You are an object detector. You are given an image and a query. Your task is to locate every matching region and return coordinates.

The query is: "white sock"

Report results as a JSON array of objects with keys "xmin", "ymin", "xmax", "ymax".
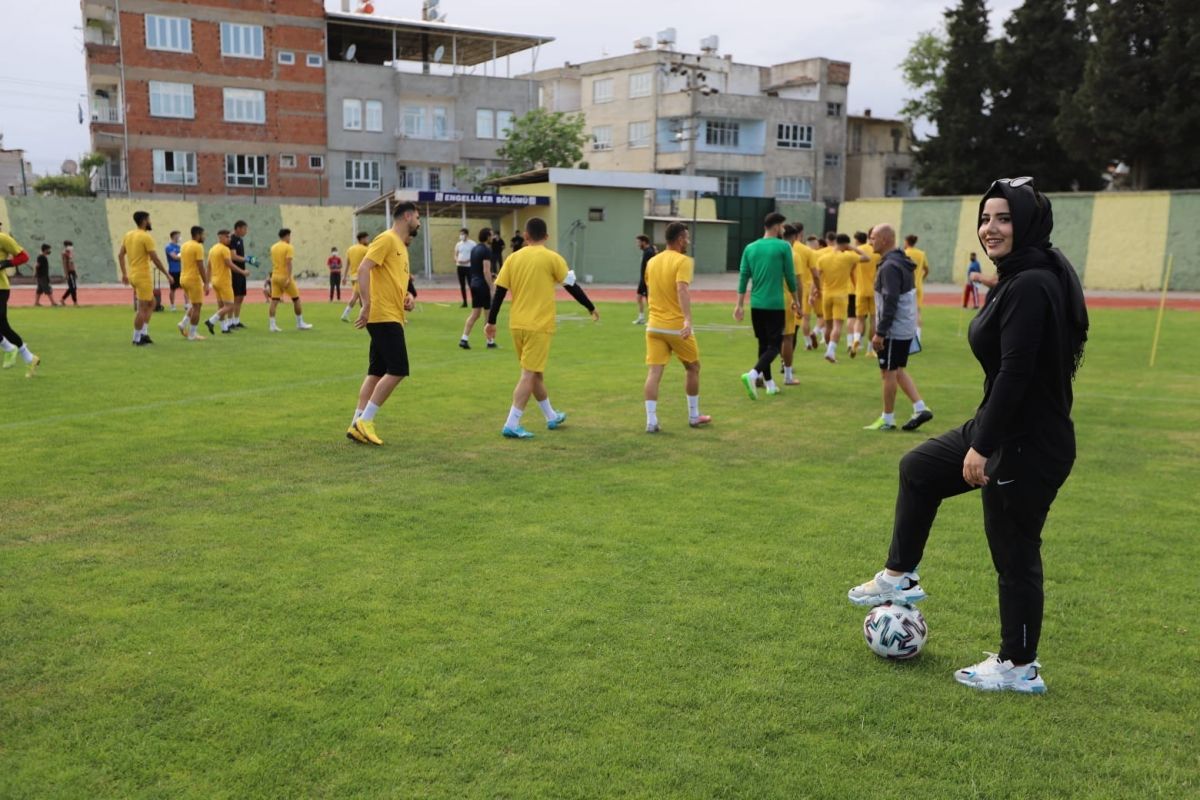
[
  {"xmin": 223, "ymin": 319, "xmax": 232, "ymax": 332},
  {"xmin": 342, "ymin": 306, "xmax": 351, "ymax": 318},
  {"xmin": 141, "ymin": 324, "xmax": 150, "ymax": 336},
  {"xmin": 361, "ymin": 401, "xmax": 380, "ymax": 422},
  {"xmin": 208, "ymin": 313, "xmax": 220, "ymax": 325},
  {"xmin": 784, "ymin": 366, "xmax": 794, "ymax": 381},
  {"xmin": 269, "ymin": 315, "xmax": 279, "ymax": 328},
  {"xmin": 687, "ymin": 395, "xmax": 700, "ymax": 418},
  {"xmin": 537, "ymin": 398, "xmax": 556, "ymax": 421},
  {"xmin": 505, "ymin": 405, "xmax": 524, "ymax": 430},
  {"xmin": 765, "ymin": 379, "xmax": 778, "ymax": 391},
  {"xmin": 486, "ymin": 337, "xmax": 495, "ymax": 344},
  {"xmin": 747, "ymin": 368, "xmax": 760, "ymax": 383},
  {"xmin": 296, "ymin": 314, "xmax": 306, "ymax": 325},
  {"xmin": 825, "ymin": 342, "xmax": 836, "ymax": 357},
  {"xmin": 0, "ymin": 338, "xmax": 15, "ymax": 353},
  {"xmin": 913, "ymin": 400, "xmax": 928, "ymax": 413},
  {"xmin": 852, "ymin": 332, "xmax": 861, "ymax": 344},
  {"xmin": 132, "ymin": 329, "xmax": 141, "ymax": 342},
  {"xmin": 18, "ymin": 344, "xmax": 34, "ymax": 364},
  {"xmin": 189, "ymin": 324, "xmax": 198, "ymax": 337},
  {"xmin": 352, "ymin": 408, "xmax": 363, "ymax": 425},
  {"xmin": 460, "ymin": 335, "xmax": 469, "ymax": 342},
  {"xmin": 645, "ymin": 399, "xmax": 658, "ymax": 425},
  {"xmin": 233, "ymin": 315, "xmax": 240, "ymax": 325},
  {"xmin": 882, "ymin": 411, "xmax": 895, "ymax": 425}
]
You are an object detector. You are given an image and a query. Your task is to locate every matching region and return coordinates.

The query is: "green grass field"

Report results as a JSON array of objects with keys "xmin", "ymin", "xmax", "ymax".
[{"xmin": 2, "ymin": 296, "xmax": 1197, "ymax": 799}]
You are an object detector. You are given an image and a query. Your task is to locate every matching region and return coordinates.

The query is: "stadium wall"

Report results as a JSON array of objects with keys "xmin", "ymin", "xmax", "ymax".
[{"xmin": 837, "ymin": 190, "xmax": 1200, "ymax": 291}]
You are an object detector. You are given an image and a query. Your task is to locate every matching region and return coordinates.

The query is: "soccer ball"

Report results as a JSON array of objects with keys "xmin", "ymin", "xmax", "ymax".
[{"xmin": 863, "ymin": 603, "xmax": 928, "ymax": 660}]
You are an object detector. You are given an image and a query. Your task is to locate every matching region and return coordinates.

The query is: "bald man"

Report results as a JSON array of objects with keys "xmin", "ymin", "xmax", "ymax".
[{"xmin": 863, "ymin": 224, "xmax": 932, "ymax": 432}]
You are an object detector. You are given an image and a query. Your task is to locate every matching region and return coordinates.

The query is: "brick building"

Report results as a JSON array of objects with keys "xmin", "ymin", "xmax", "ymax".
[{"xmin": 83, "ymin": 0, "xmax": 328, "ymax": 202}]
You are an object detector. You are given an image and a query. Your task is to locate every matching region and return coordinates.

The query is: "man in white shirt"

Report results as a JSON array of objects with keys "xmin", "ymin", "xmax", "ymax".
[{"xmin": 454, "ymin": 228, "xmax": 476, "ymax": 308}]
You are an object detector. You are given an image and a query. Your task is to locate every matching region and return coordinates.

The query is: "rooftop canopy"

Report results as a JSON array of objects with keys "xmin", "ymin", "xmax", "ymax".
[{"xmin": 325, "ymin": 11, "xmax": 553, "ymax": 68}]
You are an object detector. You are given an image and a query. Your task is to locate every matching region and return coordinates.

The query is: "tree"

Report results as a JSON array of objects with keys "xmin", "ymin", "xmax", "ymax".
[
  {"xmin": 912, "ymin": 0, "xmax": 995, "ymax": 195},
  {"xmin": 32, "ymin": 152, "xmax": 108, "ymax": 197},
  {"xmin": 991, "ymin": 0, "xmax": 1102, "ymax": 191},
  {"xmin": 495, "ymin": 108, "xmax": 588, "ymax": 175},
  {"xmin": 899, "ymin": 29, "xmax": 948, "ymax": 126}
]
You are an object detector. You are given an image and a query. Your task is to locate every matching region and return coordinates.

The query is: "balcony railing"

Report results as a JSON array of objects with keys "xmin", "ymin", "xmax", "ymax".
[
  {"xmin": 84, "ymin": 27, "xmax": 118, "ymax": 46},
  {"xmin": 394, "ymin": 127, "xmax": 464, "ymax": 142},
  {"xmin": 92, "ymin": 175, "xmax": 127, "ymax": 194},
  {"xmin": 91, "ymin": 105, "xmax": 123, "ymax": 123}
]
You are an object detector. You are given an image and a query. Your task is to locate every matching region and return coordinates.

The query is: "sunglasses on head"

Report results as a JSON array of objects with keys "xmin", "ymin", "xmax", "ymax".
[{"xmin": 992, "ymin": 176, "xmax": 1034, "ymax": 189}]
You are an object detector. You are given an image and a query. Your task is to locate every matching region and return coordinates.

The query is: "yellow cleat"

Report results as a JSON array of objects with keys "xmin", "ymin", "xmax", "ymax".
[
  {"xmin": 354, "ymin": 418, "xmax": 383, "ymax": 445},
  {"xmin": 346, "ymin": 423, "xmax": 369, "ymax": 444},
  {"xmin": 25, "ymin": 354, "xmax": 40, "ymax": 378}
]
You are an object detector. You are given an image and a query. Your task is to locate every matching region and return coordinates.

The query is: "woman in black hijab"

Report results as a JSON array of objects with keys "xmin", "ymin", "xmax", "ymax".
[{"xmin": 847, "ymin": 177, "xmax": 1088, "ymax": 694}]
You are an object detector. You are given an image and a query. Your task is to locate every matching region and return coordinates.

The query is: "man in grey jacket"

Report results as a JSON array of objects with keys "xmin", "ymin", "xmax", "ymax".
[{"xmin": 864, "ymin": 224, "xmax": 934, "ymax": 432}]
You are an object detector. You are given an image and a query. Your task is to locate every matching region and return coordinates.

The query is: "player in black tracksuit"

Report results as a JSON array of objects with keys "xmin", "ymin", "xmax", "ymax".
[{"xmin": 849, "ymin": 177, "xmax": 1089, "ymax": 692}]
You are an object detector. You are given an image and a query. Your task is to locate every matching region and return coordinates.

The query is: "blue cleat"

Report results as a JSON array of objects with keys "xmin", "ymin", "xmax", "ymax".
[
  {"xmin": 546, "ymin": 411, "xmax": 567, "ymax": 430},
  {"xmin": 502, "ymin": 426, "xmax": 535, "ymax": 439}
]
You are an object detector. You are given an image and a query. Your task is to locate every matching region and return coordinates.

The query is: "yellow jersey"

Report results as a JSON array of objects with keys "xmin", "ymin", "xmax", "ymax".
[
  {"xmin": 270, "ymin": 241, "xmax": 294, "ymax": 279},
  {"xmin": 645, "ymin": 249, "xmax": 694, "ymax": 330},
  {"xmin": 208, "ymin": 242, "xmax": 233, "ymax": 285},
  {"xmin": 180, "ymin": 240, "xmax": 205, "ymax": 283},
  {"xmin": 855, "ymin": 243, "xmax": 880, "ymax": 297},
  {"xmin": 364, "ymin": 229, "xmax": 411, "ymax": 324},
  {"xmin": 0, "ymin": 232, "xmax": 24, "ymax": 290},
  {"xmin": 347, "ymin": 242, "xmax": 368, "ymax": 280},
  {"xmin": 791, "ymin": 241, "xmax": 818, "ymax": 294},
  {"xmin": 818, "ymin": 249, "xmax": 860, "ymax": 297},
  {"xmin": 906, "ymin": 246, "xmax": 929, "ymax": 287},
  {"xmin": 122, "ymin": 229, "xmax": 156, "ymax": 277},
  {"xmin": 494, "ymin": 244, "xmax": 569, "ymax": 334}
]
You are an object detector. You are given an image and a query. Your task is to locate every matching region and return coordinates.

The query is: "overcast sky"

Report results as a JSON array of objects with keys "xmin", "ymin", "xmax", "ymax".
[{"xmin": 2, "ymin": 0, "xmax": 1023, "ymax": 175}]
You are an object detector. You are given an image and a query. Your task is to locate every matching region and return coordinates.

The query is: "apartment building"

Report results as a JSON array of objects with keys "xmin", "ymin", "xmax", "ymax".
[
  {"xmin": 82, "ymin": 0, "xmax": 328, "ymax": 201},
  {"xmin": 844, "ymin": 111, "xmax": 918, "ymax": 200},
  {"xmin": 527, "ymin": 40, "xmax": 850, "ymax": 207},
  {"xmin": 322, "ymin": 12, "xmax": 548, "ymax": 206}
]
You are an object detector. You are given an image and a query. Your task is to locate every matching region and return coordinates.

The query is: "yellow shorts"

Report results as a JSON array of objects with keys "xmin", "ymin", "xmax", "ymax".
[
  {"xmin": 857, "ymin": 294, "xmax": 875, "ymax": 318},
  {"xmin": 512, "ymin": 329, "xmax": 552, "ymax": 373},
  {"xmin": 181, "ymin": 277, "xmax": 204, "ymax": 305},
  {"xmin": 800, "ymin": 284, "xmax": 813, "ymax": 315},
  {"xmin": 213, "ymin": 281, "xmax": 234, "ymax": 303},
  {"xmin": 823, "ymin": 294, "xmax": 849, "ymax": 321},
  {"xmin": 271, "ymin": 275, "xmax": 300, "ymax": 300},
  {"xmin": 645, "ymin": 329, "xmax": 700, "ymax": 366},
  {"xmin": 130, "ymin": 272, "xmax": 153, "ymax": 302}
]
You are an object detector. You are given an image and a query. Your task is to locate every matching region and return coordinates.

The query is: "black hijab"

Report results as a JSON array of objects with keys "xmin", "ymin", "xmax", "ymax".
[{"xmin": 978, "ymin": 178, "xmax": 1089, "ymax": 376}]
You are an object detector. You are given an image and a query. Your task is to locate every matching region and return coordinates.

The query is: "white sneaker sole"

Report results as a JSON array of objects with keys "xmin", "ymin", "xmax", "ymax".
[
  {"xmin": 954, "ymin": 674, "xmax": 1046, "ymax": 694},
  {"xmin": 847, "ymin": 586, "xmax": 927, "ymax": 607}
]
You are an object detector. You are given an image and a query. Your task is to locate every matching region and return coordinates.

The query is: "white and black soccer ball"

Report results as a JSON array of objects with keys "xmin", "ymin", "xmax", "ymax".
[{"xmin": 863, "ymin": 603, "xmax": 928, "ymax": 660}]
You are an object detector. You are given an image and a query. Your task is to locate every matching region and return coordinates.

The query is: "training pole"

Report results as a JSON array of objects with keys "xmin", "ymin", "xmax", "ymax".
[{"xmin": 1149, "ymin": 253, "xmax": 1174, "ymax": 367}]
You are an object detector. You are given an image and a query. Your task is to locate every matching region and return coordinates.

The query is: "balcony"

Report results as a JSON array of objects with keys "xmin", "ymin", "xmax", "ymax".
[
  {"xmin": 393, "ymin": 127, "xmax": 464, "ymax": 142},
  {"xmin": 92, "ymin": 174, "xmax": 127, "ymax": 194},
  {"xmin": 84, "ymin": 26, "xmax": 118, "ymax": 47},
  {"xmin": 91, "ymin": 104, "xmax": 123, "ymax": 124}
]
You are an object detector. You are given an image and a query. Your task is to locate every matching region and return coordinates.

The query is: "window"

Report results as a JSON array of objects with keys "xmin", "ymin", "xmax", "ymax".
[
  {"xmin": 306, "ymin": 54, "xmax": 323, "ymax": 67},
  {"xmin": 827, "ymin": 102, "xmax": 843, "ymax": 117},
  {"xmin": 428, "ymin": 167, "xmax": 442, "ymax": 191},
  {"xmin": 824, "ymin": 153, "xmax": 842, "ymax": 167},
  {"xmin": 777, "ymin": 123, "xmax": 814, "ymax": 150},
  {"xmin": 850, "ymin": 122, "xmax": 863, "ymax": 153},
  {"xmin": 718, "ymin": 175, "xmax": 741, "ymax": 196},
  {"xmin": 629, "ymin": 72, "xmax": 652, "ymax": 99},
  {"xmin": 152, "ymin": 150, "xmax": 196, "ymax": 185},
  {"xmin": 588, "ymin": 207, "xmax": 606, "ymax": 222},
  {"xmin": 309, "ymin": 155, "xmax": 325, "ymax": 170},
  {"xmin": 591, "ymin": 125, "xmax": 612, "ymax": 151},
  {"xmin": 476, "ymin": 108, "xmax": 494, "ymax": 139},
  {"xmin": 224, "ymin": 88, "xmax": 265, "ymax": 124},
  {"xmin": 145, "ymin": 14, "xmax": 191, "ymax": 53},
  {"xmin": 402, "ymin": 105, "xmax": 425, "ymax": 138},
  {"xmin": 344, "ymin": 159, "xmax": 380, "ymax": 190},
  {"xmin": 225, "ymin": 154, "xmax": 267, "ymax": 187},
  {"xmin": 432, "ymin": 106, "xmax": 447, "ymax": 139},
  {"xmin": 705, "ymin": 120, "xmax": 740, "ymax": 148},
  {"xmin": 592, "ymin": 78, "xmax": 614, "ymax": 104},
  {"xmin": 775, "ymin": 176, "xmax": 813, "ymax": 200},
  {"xmin": 148, "ymin": 81, "xmax": 194, "ymax": 118},
  {"xmin": 278, "ymin": 51, "xmax": 295, "ymax": 65},
  {"xmin": 365, "ymin": 100, "xmax": 383, "ymax": 133},
  {"xmin": 628, "ymin": 121, "xmax": 651, "ymax": 148},
  {"xmin": 397, "ymin": 165, "xmax": 424, "ymax": 189},
  {"xmin": 220, "ymin": 22, "xmax": 263, "ymax": 59},
  {"xmin": 343, "ymin": 99, "xmax": 362, "ymax": 130},
  {"xmin": 280, "ymin": 154, "xmax": 297, "ymax": 169},
  {"xmin": 496, "ymin": 110, "xmax": 515, "ymax": 140}
]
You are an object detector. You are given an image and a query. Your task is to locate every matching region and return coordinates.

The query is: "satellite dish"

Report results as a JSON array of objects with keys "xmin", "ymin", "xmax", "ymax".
[
  {"xmin": 432, "ymin": 45, "xmax": 445, "ymax": 63},
  {"xmin": 61, "ymin": 159, "xmax": 79, "ymax": 175},
  {"xmin": 344, "ymin": 43, "xmax": 357, "ymax": 61}
]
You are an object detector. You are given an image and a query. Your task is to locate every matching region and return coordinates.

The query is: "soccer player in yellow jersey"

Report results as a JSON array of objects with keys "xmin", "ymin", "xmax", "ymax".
[
  {"xmin": 348, "ymin": 203, "xmax": 420, "ymax": 446},
  {"xmin": 118, "ymin": 210, "xmax": 171, "ymax": 345},
  {"xmin": 205, "ymin": 230, "xmax": 239, "ymax": 335},
  {"xmin": 817, "ymin": 234, "xmax": 870, "ymax": 363},
  {"xmin": 175, "ymin": 226, "xmax": 210, "ymax": 341},
  {"xmin": 809, "ymin": 232, "xmax": 836, "ymax": 346},
  {"xmin": 643, "ymin": 222, "xmax": 711, "ymax": 432},
  {"xmin": 790, "ymin": 224, "xmax": 821, "ymax": 353},
  {"xmin": 0, "ymin": 227, "xmax": 40, "ymax": 376},
  {"xmin": 268, "ymin": 228, "xmax": 312, "ymax": 332},
  {"xmin": 904, "ymin": 234, "xmax": 930, "ymax": 340},
  {"xmin": 485, "ymin": 217, "xmax": 599, "ymax": 440},
  {"xmin": 340, "ymin": 231, "xmax": 370, "ymax": 322},
  {"xmin": 851, "ymin": 230, "xmax": 882, "ymax": 357}
]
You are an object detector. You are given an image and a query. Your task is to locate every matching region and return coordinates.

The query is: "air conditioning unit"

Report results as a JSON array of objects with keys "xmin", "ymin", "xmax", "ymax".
[
  {"xmin": 656, "ymin": 28, "xmax": 676, "ymax": 49},
  {"xmin": 700, "ymin": 35, "xmax": 719, "ymax": 54},
  {"xmin": 633, "ymin": 36, "xmax": 653, "ymax": 51}
]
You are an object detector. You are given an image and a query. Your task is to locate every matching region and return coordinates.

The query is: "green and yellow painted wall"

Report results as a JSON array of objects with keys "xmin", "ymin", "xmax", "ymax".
[{"xmin": 837, "ymin": 190, "xmax": 1200, "ymax": 291}]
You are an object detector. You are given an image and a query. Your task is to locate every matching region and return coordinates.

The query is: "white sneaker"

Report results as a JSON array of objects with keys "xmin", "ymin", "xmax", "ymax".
[
  {"xmin": 269, "ymin": 325, "xmax": 282, "ymax": 333},
  {"xmin": 296, "ymin": 322, "xmax": 313, "ymax": 330},
  {"xmin": 954, "ymin": 653, "xmax": 1046, "ymax": 694},
  {"xmin": 847, "ymin": 570, "xmax": 927, "ymax": 606},
  {"xmin": 632, "ymin": 315, "xmax": 645, "ymax": 325}
]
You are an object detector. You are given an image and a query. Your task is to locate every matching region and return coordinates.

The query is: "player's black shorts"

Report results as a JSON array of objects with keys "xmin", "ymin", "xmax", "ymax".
[
  {"xmin": 168, "ymin": 272, "xmax": 181, "ymax": 290},
  {"xmin": 877, "ymin": 338, "xmax": 911, "ymax": 371},
  {"xmin": 469, "ymin": 280, "xmax": 491, "ymax": 309},
  {"xmin": 367, "ymin": 322, "xmax": 409, "ymax": 377},
  {"xmin": 847, "ymin": 294, "xmax": 857, "ymax": 318},
  {"xmin": 231, "ymin": 271, "xmax": 247, "ymax": 296}
]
